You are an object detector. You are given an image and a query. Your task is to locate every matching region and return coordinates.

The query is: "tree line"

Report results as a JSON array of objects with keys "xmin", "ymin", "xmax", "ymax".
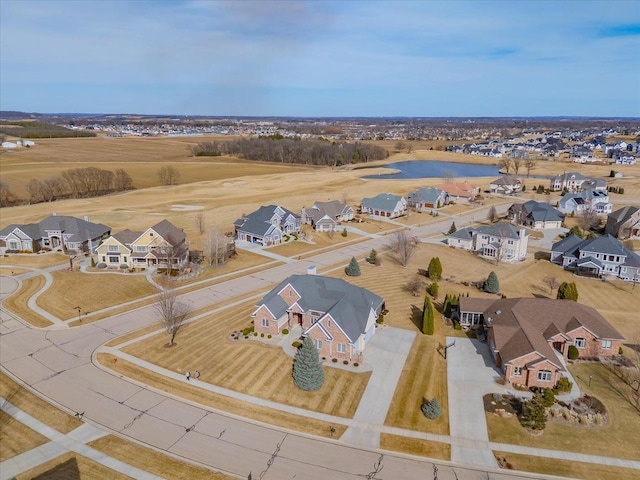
[
  {"xmin": 11, "ymin": 167, "xmax": 134, "ymax": 205},
  {"xmin": 191, "ymin": 137, "xmax": 388, "ymax": 166}
]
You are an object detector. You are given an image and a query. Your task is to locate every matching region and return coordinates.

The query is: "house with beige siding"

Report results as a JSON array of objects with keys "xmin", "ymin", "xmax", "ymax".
[
  {"xmin": 459, "ymin": 297, "xmax": 624, "ymax": 388},
  {"xmin": 234, "ymin": 205, "xmax": 301, "ymax": 245},
  {"xmin": 96, "ymin": 220, "xmax": 188, "ymax": 270},
  {"xmin": 606, "ymin": 206, "xmax": 640, "ymax": 239},
  {"xmin": 301, "ymin": 200, "xmax": 354, "ymax": 232},
  {"xmin": 252, "ymin": 271, "xmax": 384, "ymax": 361}
]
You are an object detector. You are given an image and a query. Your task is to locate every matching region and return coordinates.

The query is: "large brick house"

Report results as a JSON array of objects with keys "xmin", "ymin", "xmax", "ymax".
[
  {"xmin": 252, "ymin": 272, "xmax": 384, "ymax": 361},
  {"xmin": 459, "ymin": 297, "xmax": 624, "ymax": 388}
]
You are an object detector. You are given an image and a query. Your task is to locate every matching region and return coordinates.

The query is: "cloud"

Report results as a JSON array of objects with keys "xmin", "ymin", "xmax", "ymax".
[{"xmin": 596, "ymin": 23, "xmax": 640, "ymax": 38}]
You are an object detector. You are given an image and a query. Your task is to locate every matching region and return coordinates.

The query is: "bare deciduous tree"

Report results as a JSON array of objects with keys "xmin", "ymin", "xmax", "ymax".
[
  {"xmin": 114, "ymin": 169, "xmax": 134, "ymax": 191},
  {"xmin": 487, "ymin": 205, "xmax": 499, "ymax": 223},
  {"xmin": 542, "ymin": 275, "xmax": 560, "ymax": 294},
  {"xmin": 498, "ymin": 158, "xmax": 513, "ymax": 174},
  {"xmin": 578, "ymin": 205, "xmax": 600, "ymax": 231},
  {"xmin": 154, "ymin": 288, "xmax": 191, "ymax": 346},
  {"xmin": 512, "ymin": 158, "xmax": 522, "ymax": 175},
  {"xmin": 404, "ymin": 276, "xmax": 424, "ymax": 296},
  {"xmin": 0, "ymin": 181, "xmax": 15, "ymax": 207},
  {"xmin": 205, "ymin": 227, "xmax": 227, "ymax": 266},
  {"xmin": 390, "ymin": 230, "xmax": 417, "ymax": 267},
  {"xmin": 195, "ymin": 212, "xmax": 205, "ymax": 235},
  {"xmin": 524, "ymin": 158, "xmax": 538, "ymax": 177},
  {"xmin": 158, "ymin": 166, "xmax": 181, "ymax": 186}
]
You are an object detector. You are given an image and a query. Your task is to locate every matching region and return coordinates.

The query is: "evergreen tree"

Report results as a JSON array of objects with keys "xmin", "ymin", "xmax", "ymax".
[
  {"xmin": 422, "ymin": 295, "xmax": 435, "ymax": 335},
  {"xmin": 421, "ymin": 398, "xmax": 442, "ymax": 419},
  {"xmin": 428, "ymin": 282, "xmax": 439, "ymax": 298},
  {"xmin": 427, "ymin": 257, "xmax": 443, "ymax": 280},
  {"xmin": 522, "ymin": 393, "xmax": 547, "ymax": 430},
  {"xmin": 366, "ymin": 249, "xmax": 378, "ymax": 264},
  {"xmin": 483, "ymin": 271, "xmax": 500, "ymax": 294},
  {"xmin": 345, "ymin": 256, "xmax": 361, "ymax": 276},
  {"xmin": 448, "ymin": 222, "xmax": 457, "ymax": 235},
  {"xmin": 557, "ymin": 282, "xmax": 578, "ymax": 301},
  {"xmin": 293, "ymin": 336, "xmax": 325, "ymax": 391},
  {"xmin": 443, "ymin": 294, "xmax": 451, "ymax": 317}
]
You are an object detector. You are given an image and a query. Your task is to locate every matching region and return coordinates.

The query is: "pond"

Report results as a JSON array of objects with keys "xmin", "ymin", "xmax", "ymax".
[{"xmin": 361, "ymin": 160, "xmax": 500, "ymax": 179}]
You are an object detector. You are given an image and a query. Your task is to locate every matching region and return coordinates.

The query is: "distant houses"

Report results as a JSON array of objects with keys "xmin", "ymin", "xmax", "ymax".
[
  {"xmin": 234, "ymin": 205, "xmax": 301, "ymax": 246},
  {"xmin": 360, "ymin": 193, "xmax": 406, "ymax": 218},
  {"xmin": 508, "ymin": 200, "xmax": 563, "ymax": 229},
  {"xmin": 301, "ymin": 200, "xmax": 354, "ymax": 232},
  {"xmin": 0, "ymin": 214, "xmax": 111, "ymax": 253},
  {"xmin": 446, "ymin": 222, "xmax": 529, "ymax": 262}
]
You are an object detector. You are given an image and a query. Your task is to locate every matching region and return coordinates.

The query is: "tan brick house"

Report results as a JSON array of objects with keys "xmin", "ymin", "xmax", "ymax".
[
  {"xmin": 459, "ymin": 298, "xmax": 624, "ymax": 388},
  {"xmin": 252, "ymin": 272, "xmax": 384, "ymax": 361}
]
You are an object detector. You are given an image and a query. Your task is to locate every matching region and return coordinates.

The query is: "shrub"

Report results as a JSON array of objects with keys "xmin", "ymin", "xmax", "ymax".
[
  {"xmin": 366, "ymin": 249, "xmax": 378, "ymax": 264},
  {"xmin": 541, "ymin": 388, "xmax": 556, "ymax": 407},
  {"xmin": 343, "ymin": 360, "xmax": 349, "ymax": 365},
  {"xmin": 428, "ymin": 282, "xmax": 439, "ymax": 298},
  {"xmin": 483, "ymin": 271, "xmax": 500, "ymax": 294},
  {"xmin": 427, "ymin": 257, "xmax": 443, "ymax": 280},
  {"xmin": 341, "ymin": 228, "xmax": 348, "ymax": 237},
  {"xmin": 453, "ymin": 321, "xmax": 462, "ymax": 331},
  {"xmin": 282, "ymin": 328, "xmax": 289, "ymax": 335},
  {"xmin": 242, "ymin": 326, "xmax": 254, "ymax": 336},
  {"xmin": 557, "ymin": 282, "xmax": 578, "ymax": 301},
  {"xmin": 91, "ymin": 257, "xmax": 96, "ymax": 267},
  {"xmin": 353, "ymin": 362, "xmax": 359, "ymax": 367},
  {"xmin": 619, "ymin": 346, "xmax": 624, "ymax": 355},
  {"xmin": 332, "ymin": 358, "xmax": 338, "ymax": 363},
  {"xmin": 421, "ymin": 398, "xmax": 442, "ymax": 420},
  {"xmin": 253, "ymin": 332, "xmax": 258, "ymax": 336},
  {"xmin": 568, "ymin": 345, "xmax": 579, "ymax": 360},
  {"xmin": 292, "ymin": 341, "xmax": 301, "ymax": 348},
  {"xmin": 267, "ymin": 334, "xmax": 272, "ymax": 339},
  {"xmin": 345, "ymin": 256, "xmax": 361, "ymax": 276},
  {"xmin": 97, "ymin": 262, "xmax": 107, "ymax": 269},
  {"xmin": 260, "ymin": 333, "xmax": 264, "ymax": 337},
  {"xmin": 120, "ymin": 264, "xmax": 129, "ymax": 269},
  {"xmin": 555, "ymin": 377, "xmax": 573, "ymax": 393}
]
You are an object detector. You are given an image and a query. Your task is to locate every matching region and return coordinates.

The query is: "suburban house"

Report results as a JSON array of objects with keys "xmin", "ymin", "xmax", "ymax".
[
  {"xmin": 436, "ymin": 182, "xmax": 479, "ymax": 202},
  {"xmin": 252, "ymin": 271, "xmax": 385, "ymax": 361},
  {"xmin": 550, "ymin": 233, "xmax": 640, "ymax": 282},
  {"xmin": 234, "ymin": 205, "xmax": 301, "ymax": 246},
  {"xmin": 490, "ymin": 175, "xmax": 522, "ymax": 195},
  {"xmin": 301, "ymin": 200, "xmax": 354, "ymax": 232},
  {"xmin": 549, "ymin": 172, "xmax": 607, "ymax": 193},
  {"xmin": 558, "ymin": 189, "xmax": 612, "ymax": 215},
  {"xmin": 406, "ymin": 187, "xmax": 448, "ymax": 211},
  {"xmin": 360, "ymin": 193, "xmax": 406, "ymax": 218},
  {"xmin": 0, "ymin": 214, "xmax": 111, "ymax": 253},
  {"xmin": 508, "ymin": 200, "xmax": 564, "ymax": 229},
  {"xmin": 459, "ymin": 297, "xmax": 624, "ymax": 388},
  {"xmin": 446, "ymin": 222, "xmax": 529, "ymax": 262},
  {"xmin": 96, "ymin": 219, "xmax": 189, "ymax": 270},
  {"xmin": 606, "ymin": 206, "xmax": 640, "ymax": 239}
]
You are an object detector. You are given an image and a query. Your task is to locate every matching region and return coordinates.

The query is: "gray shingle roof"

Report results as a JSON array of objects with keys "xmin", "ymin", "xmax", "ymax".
[
  {"xmin": 150, "ymin": 219, "xmax": 185, "ymax": 246},
  {"xmin": 608, "ymin": 206, "xmax": 639, "ymax": 223},
  {"xmin": 476, "ymin": 222, "xmax": 522, "ymax": 240},
  {"xmin": 235, "ymin": 205, "xmax": 299, "ymax": 237},
  {"xmin": 1, "ymin": 215, "xmax": 111, "ymax": 243},
  {"xmin": 407, "ymin": 188, "xmax": 445, "ymax": 205},
  {"xmin": 448, "ymin": 226, "xmax": 475, "ymax": 240},
  {"xmin": 551, "ymin": 234, "xmax": 583, "ymax": 254},
  {"xmin": 577, "ymin": 234, "xmax": 627, "ymax": 256},
  {"xmin": 361, "ymin": 193, "xmax": 403, "ymax": 212},
  {"xmin": 521, "ymin": 200, "xmax": 563, "ymax": 223}
]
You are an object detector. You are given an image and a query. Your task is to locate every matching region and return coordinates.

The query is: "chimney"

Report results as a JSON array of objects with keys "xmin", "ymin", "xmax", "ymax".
[
  {"xmin": 84, "ymin": 215, "xmax": 90, "ymax": 222},
  {"xmin": 307, "ymin": 265, "xmax": 317, "ymax": 275},
  {"xmin": 53, "ymin": 212, "xmax": 57, "ymax": 216}
]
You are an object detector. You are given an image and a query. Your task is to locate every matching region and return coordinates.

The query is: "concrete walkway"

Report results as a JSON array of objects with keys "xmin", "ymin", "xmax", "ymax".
[
  {"xmin": 0, "ymin": 398, "xmax": 163, "ymax": 480},
  {"xmin": 553, "ymin": 349, "xmax": 581, "ymax": 402},
  {"xmin": 235, "ymin": 240, "xmax": 296, "ymax": 264}
]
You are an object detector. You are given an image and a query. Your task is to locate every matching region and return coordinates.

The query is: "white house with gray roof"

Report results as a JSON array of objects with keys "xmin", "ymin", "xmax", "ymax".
[
  {"xmin": 558, "ymin": 189, "xmax": 612, "ymax": 215},
  {"xmin": 446, "ymin": 222, "xmax": 528, "ymax": 262},
  {"xmin": 550, "ymin": 171, "xmax": 604, "ymax": 192},
  {"xmin": 234, "ymin": 205, "xmax": 301, "ymax": 246},
  {"xmin": 551, "ymin": 233, "xmax": 640, "ymax": 282},
  {"xmin": 406, "ymin": 187, "xmax": 448, "ymax": 211},
  {"xmin": 0, "ymin": 214, "xmax": 111, "ymax": 253},
  {"xmin": 252, "ymin": 272, "xmax": 385, "ymax": 361},
  {"xmin": 360, "ymin": 193, "xmax": 406, "ymax": 218}
]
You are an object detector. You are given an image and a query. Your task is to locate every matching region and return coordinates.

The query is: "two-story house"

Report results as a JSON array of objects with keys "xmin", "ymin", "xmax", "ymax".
[
  {"xmin": 558, "ymin": 189, "xmax": 612, "ymax": 215},
  {"xmin": 446, "ymin": 222, "xmax": 528, "ymax": 262},
  {"xmin": 551, "ymin": 233, "xmax": 640, "ymax": 282},
  {"xmin": 508, "ymin": 200, "xmax": 564, "ymax": 229},
  {"xmin": 489, "ymin": 175, "xmax": 522, "ymax": 195},
  {"xmin": 252, "ymin": 271, "xmax": 385, "ymax": 361},
  {"xmin": 234, "ymin": 205, "xmax": 301, "ymax": 246},
  {"xmin": 549, "ymin": 171, "xmax": 590, "ymax": 192},
  {"xmin": 360, "ymin": 193, "xmax": 406, "ymax": 218},
  {"xmin": 606, "ymin": 206, "xmax": 640, "ymax": 239},
  {"xmin": 96, "ymin": 219, "xmax": 189, "ymax": 270},
  {"xmin": 301, "ymin": 200, "xmax": 354, "ymax": 232}
]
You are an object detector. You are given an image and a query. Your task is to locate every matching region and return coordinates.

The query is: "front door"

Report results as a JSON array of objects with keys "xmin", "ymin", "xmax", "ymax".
[
  {"xmin": 552, "ymin": 341, "xmax": 564, "ymax": 354},
  {"xmin": 295, "ymin": 313, "xmax": 303, "ymax": 326}
]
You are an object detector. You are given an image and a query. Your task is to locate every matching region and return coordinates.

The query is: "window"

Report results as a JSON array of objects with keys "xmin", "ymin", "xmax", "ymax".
[
  {"xmin": 337, "ymin": 343, "xmax": 346, "ymax": 354},
  {"xmin": 538, "ymin": 370, "xmax": 552, "ymax": 382},
  {"xmin": 574, "ymin": 338, "xmax": 586, "ymax": 348},
  {"xmin": 108, "ymin": 245, "xmax": 119, "ymax": 252},
  {"xmin": 108, "ymin": 256, "xmax": 119, "ymax": 263},
  {"xmin": 508, "ymin": 240, "xmax": 514, "ymax": 245},
  {"xmin": 327, "ymin": 320, "xmax": 331, "ymax": 327},
  {"xmin": 314, "ymin": 339, "xmax": 322, "ymax": 350},
  {"xmin": 102, "ymin": 256, "xmax": 106, "ymax": 262},
  {"xmin": 513, "ymin": 366, "xmax": 522, "ymax": 377},
  {"xmin": 261, "ymin": 319, "xmax": 269, "ymax": 327},
  {"xmin": 136, "ymin": 246, "xmax": 146, "ymax": 252},
  {"xmin": 601, "ymin": 339, "xmax": 612, "ymax": 349},
  {"xmin": 123, "ymin": 257, "xmax": 127, "ymax": 262}
]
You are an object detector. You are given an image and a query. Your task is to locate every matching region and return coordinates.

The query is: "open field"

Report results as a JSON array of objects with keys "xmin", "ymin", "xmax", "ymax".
[
  {"xmin": 120, "ymin": 297, "xmax": 371, "ymax": 419},
  {"xmin": 15, "ymin": 452, "xmax": 131, "ymax": 480},
  {"xmin": 0, "ymin": 267, "xmax": 29, "ymax": 276},
  {"xmin": 267, "ymin": 225, "xmax": 364, "ymax": 257},
  {"xmin": 37, "ymin": 270, "xmax": 157, "ymax": 321},
  {"xmin": 486, "ymin": 363, "xmax": 640, "ymax": 461},
  {"xmin": 2, "ymin": 276, "xmax": 53, "ymax": 327},
  {"xmin": 380, "ymin": 434, "xmax": 450, "ymax": 461},
  {"xmin": 0, "ymin": 252, "xmax": 68, "ymax": 269},
  {"xmin": 0, "ymin": 372, "xmax": 82, "ymax": 434},
  {"xmin": 0, "ymin": 411, "xmax": 49, "ymax": 462},
  {"xmin": 88, "ymin": 434, "xmax": 232, "ymax": 480},
  {"xmin": 492, "ymin": 451, "xmax": 640, "ymax": 480},
  {"xmin": 98, "ymin": 353, "xmax": 347, "ymax": 438}
]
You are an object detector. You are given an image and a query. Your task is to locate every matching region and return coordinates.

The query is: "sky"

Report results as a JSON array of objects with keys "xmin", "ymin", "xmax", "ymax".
[{"xmin": 1, "ymin": 0, "xmax": 639, "ymax": 117}]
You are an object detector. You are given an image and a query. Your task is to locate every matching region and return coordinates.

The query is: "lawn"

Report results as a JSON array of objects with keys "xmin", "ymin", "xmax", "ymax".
[
  {"xmin": 0, "ymin": 252, "xmax": 68, "ymax": 269},
  {"xmin": 0, "ymin": 266, "xmax": 29, "ymax": 276},
  {"xmin": 380, "ymin": 434, "xmax": 450, "ymax": 461},
  {"xmin": 2, "ymin": 275, "xmax": 53, "ymax": 327},
  {"xmin": 89, "ymin": 434, "xmax": 232, "ymax": 480},
  {"xmin": 267, "ymin": 226, "xmax": 363, "ymax": 258},
  {"xmin": 0, "ymin": 373, "xmax": 82, "ymax": 434},
  {"xmin": 486, "ymin": 363, "xmax": 640, "ymax": 461},
  {"xmin": 98, "ymin": 353, "xmax": 347, "ymax": 439},
  {"xmin": 16, "ymin": 452, "xmax": 130, "ymax": 480},
  {"xmin": 36, "ymin": 270, "xmax": 157, "ymax": 320},
  {"xmin": 0, "ymin": 411, "xmax": 49, "ymax": 462},
  {"xmin": 492, "ymin": 451, "xmax": 640, "ymax": 480},
  {"xmin": 120, "ymin": 298, "xmax": 371, "ymax": 419}
]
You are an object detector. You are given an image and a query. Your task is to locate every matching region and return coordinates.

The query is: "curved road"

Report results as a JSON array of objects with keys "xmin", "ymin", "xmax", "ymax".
[{"xmin": 2, "ymin": 207, "xmax": 560, "ymax": 480}]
